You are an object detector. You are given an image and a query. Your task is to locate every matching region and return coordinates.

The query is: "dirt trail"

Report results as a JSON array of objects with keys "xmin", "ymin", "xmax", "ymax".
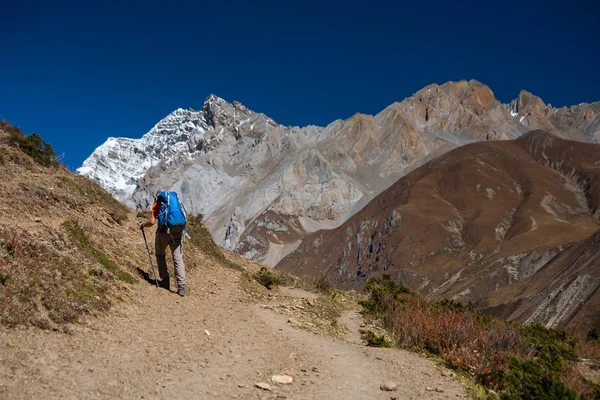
[{"xmin": 0, "ymin": 260, "xmax": 467, "ymax": 399}]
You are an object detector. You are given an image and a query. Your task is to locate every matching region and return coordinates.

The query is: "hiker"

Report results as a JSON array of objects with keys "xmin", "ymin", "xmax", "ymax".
[{"xmin": 139, "ymin": 190, "xmax": 187, "ymax": 297}]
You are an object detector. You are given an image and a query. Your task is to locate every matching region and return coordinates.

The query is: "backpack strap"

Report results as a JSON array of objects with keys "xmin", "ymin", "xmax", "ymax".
[{"xmin": 166, "ymin": 191, "xmax": 170, "ymax": 235}]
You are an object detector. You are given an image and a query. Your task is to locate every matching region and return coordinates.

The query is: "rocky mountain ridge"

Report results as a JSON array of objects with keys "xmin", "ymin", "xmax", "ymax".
[{"xmin": 78, "ymin": 80, "xmax": 600, "ymax": 267}]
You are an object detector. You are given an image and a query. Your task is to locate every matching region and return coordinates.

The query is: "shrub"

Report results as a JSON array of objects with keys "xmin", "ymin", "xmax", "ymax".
[
  {"xmin": 0, "ymin": 121, "xmax": 58, "ymax": 168},
  {"xmin": 358, "ymin": 274, "xmax": 411, "ymax": 314},
  {"xmin": 518, "ymin": 323, "xmax": 577, "ymax": 373},
  {"xmin": 500, "ymin": 356, "xmax": 577, "ymax": 400},
  {"xmin": 297, "ymin": 271, "xmax": 334, "ymax": 294},
  {"xmin": 19, "ymin": 133, "xmax": 58, "ymax": 167},
  {"xmin": 360, "ymin": 329, "xmax": 391, "ymax": 347},
  {"xmin": 253, "ymin": 267, "xmax": 281, "ymax": 290},
  {"xmin": 312, "ymin": 272, "xmax": 334, "ymax": 294},
  {"xmin": 588, "ymin": 328, "xmax": 599, "ymax": 343},
  {"xmin": 0, "ymin": 120, "xmax": 25, "ymax": 145},
  {"xmin": 359, "ymin": 274, "xmax": 598, "ymax": 398}
]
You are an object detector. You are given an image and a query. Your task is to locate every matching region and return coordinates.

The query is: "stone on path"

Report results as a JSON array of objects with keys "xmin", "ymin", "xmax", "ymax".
[
  {"xmin": 254, "ymin": 382, "xmax": 272, "ymax": 391},
  {"xmin": 380, "ymin": 382, "xmax": 398, "ymax": 391},
  {"xmin": 272, "ymin": 374, "xmax": 293, "ymax": 384}
]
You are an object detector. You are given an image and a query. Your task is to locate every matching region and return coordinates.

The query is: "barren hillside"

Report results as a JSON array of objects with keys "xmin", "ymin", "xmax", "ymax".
[{"xmin": 277, "ymin": 130, "xmax": 600, "ymax": 334}]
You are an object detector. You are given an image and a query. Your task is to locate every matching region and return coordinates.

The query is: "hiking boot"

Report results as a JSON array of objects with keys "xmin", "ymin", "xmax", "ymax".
[
  {"xmin": 159, "ymin": 279, "xmax": 170, "ymax": 291},
  {"xmin": 178, "ymin": 287, "xmax": 186, "ymax": 297}
]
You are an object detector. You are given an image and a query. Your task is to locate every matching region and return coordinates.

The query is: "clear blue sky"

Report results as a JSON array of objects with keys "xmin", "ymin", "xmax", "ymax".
[{"xmin": 2, "ymin": 0, "xmax": 598, "ymax": 170}]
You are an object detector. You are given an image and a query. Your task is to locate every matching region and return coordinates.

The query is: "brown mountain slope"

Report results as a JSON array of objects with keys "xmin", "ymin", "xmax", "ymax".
[
  {"xmin": 277, "ymin": 130, "xmax": 600, "ymax": 332},
  {"xmin": 483, "ymin": 227, "xmax": 600, "ymax": 333}
]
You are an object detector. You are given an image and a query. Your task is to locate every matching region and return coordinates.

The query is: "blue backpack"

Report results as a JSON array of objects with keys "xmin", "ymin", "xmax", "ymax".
[{"xmin": 155, "ymin": 190, "xmax": 187, "ymax": 232}]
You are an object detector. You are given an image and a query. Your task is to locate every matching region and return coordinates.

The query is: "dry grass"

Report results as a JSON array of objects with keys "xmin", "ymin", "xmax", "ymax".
[
  {"xmin": 56, "ymin": 176, "xmax": 129, "ymax": 224},
  {"xmin": 0, "ymin": 125, "xmax": 250, "ymax": 332},
  {"xmin": 0, "ymin": 226, "xmax": 113, "ymax": 329},
  {"xmin": 185, "ymin": 215, "xmax": 242, "ymax": 271},
  {"xmin": 62, "ymin": 220, "xmax": 135, "ymax": 283},
  {"xmin": 360, "ymin": 275, "xmax": 600, "ymax": 399},
  {"xmin": 0, "ymin": 133, "xmax": 135, "ymax": 329}
]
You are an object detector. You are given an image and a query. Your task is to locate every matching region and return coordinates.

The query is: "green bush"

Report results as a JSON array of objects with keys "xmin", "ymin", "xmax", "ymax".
[
  {"xmin": 253, "ymin": 267, "xmax": 281, "ymax": 290},
  {"xmin": 500, "ymin": 356, "xmax": 577, "ymax": 400},
  {"xmin": 358, "ymin": 274, "xmax": 411, "ymax": 314},
  {"xmin": 19, "ymin": 133, "xmax": 58, "ymax": 167},
  {"xmin": 518, "ymin": 323, "xmax": 577, "ymax": 373},
  {"xmin": 360, "ymin": 329, "xmax": 391, "ymax": 347},
  {"xmin": 0, "ymin": 121, "xmax": 58, "ymax": 168}
]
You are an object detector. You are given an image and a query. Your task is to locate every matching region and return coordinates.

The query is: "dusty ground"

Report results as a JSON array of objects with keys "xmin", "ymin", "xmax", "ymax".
[{"xmin": 0, "ymin": 258, "xmax": 467, "ymax": 400}]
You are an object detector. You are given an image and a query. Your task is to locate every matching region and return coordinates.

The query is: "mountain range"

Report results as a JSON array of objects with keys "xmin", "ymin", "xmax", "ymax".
[
  {"xmin": 78, "ymin": 80, "xmax": 600, "ymax": 266},
  {"xmin": 78, "ymin": 80, "xmax": 600, "ymax": 332}
]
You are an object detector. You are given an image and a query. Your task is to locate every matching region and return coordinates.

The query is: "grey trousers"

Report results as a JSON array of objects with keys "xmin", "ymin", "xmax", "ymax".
[{"xmin": 155, "ymin": 231, "xmax": 186, "ymax": 289}]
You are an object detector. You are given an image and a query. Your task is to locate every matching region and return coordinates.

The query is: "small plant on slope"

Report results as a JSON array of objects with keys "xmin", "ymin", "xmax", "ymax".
[{"xmin": 253, "ymin": 267, "xmax": 281, "ymax": 290}]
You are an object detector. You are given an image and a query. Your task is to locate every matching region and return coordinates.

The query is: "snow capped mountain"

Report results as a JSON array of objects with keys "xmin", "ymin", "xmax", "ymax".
[{"xmin": 77, "ymin": 107, "xmax": 209, "ymax": 200}]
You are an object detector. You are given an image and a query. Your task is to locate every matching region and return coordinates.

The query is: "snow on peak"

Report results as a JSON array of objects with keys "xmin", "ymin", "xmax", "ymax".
[
  {"xmin": 77, "ymin": 95, "xmax": 270, "ymax": 203},
  {"xmin": 77, "ymin": 108, "xmax": 209, "ymax": 201},
  {"xmin": 206, "ymin": 93, "xmax": 226, "ymax": 103}
]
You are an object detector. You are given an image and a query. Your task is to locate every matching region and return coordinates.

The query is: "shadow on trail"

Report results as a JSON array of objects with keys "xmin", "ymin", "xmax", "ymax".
[{"xmin": 136, "ymin": 267, "xmax": 160, "ymax": 287}]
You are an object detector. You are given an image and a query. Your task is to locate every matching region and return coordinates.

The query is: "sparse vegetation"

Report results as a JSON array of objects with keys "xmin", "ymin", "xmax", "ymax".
[
  {"xmin": 185, "ymin": 214, "xmax": 242, "ymax": 271},
  {"xmin": 20, "ymin": 133, "xmax": 59, "ymax": 167},
  {"xmin": 0, "ymin": 124, "xmax": 138, "ymax": 328},
  {"xmin": 359, "ymin": 274, "xmax": 600, "ymax": 399},
  {"xmin": 62, "ymin": 220, "xmax": 135, "ymax": 283},
  {"xmin": 0, "ymin": 227, "xmax": 113, "ymax": 328},
  {"xmin": 0, "ymin": 120, "xmax": 58, "ymax": 167},
  {"xmin": 253, "ymin": 266, "xmax": 282, "ymax": 290},
  {"xmin": 56, "ymin": 176, "xmax": 129, "ymax": 224},
  {"xmin": 360, "ymin": 329, "xmax": 391, "ymax": 347}
]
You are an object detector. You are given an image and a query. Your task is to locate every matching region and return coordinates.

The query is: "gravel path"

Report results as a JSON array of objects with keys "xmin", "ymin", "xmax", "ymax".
[{"xmin": 0, "ymin": 260, "xmax": 467, "ymax": 399}]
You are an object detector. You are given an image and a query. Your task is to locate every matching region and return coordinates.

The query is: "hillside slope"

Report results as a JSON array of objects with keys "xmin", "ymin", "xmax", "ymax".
[
  {"xmin": 277, "ymin": 130, "xmax": 600, "ymax": 334},
  {"xmin": 483, "ymin": 228, "xmax": 600, "ymax": 332}
]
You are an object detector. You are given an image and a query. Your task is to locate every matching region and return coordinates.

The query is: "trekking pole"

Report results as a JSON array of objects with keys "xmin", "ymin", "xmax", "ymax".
[{"xmin": 141, "ymin": 227, "xmax": 159, "ymax": 287}]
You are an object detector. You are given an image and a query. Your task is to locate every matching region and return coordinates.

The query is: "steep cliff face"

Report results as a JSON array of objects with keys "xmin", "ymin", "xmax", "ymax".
[
  {"xmin": 483, "ymin": 228, "xmax": 600, "ymax": 333},
  {"xmin": 79, "ymin": 81, "xmax": 600, "ymax": 266}
]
